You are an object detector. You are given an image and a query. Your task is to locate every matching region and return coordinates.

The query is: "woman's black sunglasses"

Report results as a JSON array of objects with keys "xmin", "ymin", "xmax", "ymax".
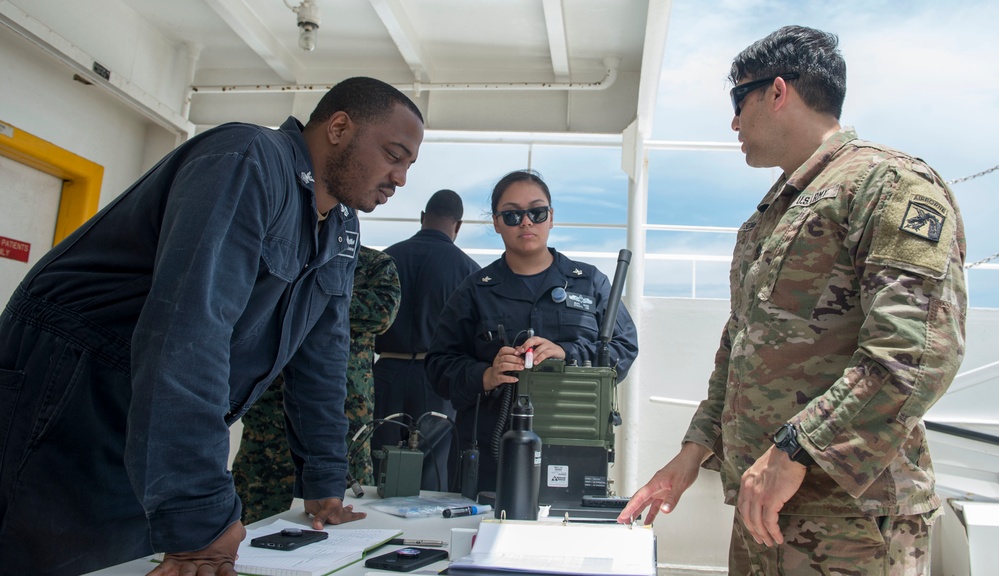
[{"xmin": 495, "ymin": 206, "xmax": 552, "ymax": 226}]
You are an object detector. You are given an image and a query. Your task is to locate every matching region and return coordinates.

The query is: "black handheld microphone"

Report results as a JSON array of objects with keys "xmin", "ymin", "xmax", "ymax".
[{"xmin": 460, "ymin": 395, "xmax": 482, "ymax": 500}]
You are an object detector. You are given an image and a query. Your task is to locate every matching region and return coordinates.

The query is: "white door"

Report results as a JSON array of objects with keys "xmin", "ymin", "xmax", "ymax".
[{"xmin": 0, "ymin": 154, "xmax": 62, "ymax": 308}]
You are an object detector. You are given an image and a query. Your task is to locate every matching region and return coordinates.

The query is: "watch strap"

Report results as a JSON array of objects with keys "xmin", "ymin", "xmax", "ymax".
[{"xmin": 773, "ymin": 423, "xmax": 814, "ymax": 466}]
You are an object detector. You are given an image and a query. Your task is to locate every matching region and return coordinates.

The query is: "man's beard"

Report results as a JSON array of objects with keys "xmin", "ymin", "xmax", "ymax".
[{"xmin": 321, "ymin": 136, "xmax": 374, "ymax": 212}]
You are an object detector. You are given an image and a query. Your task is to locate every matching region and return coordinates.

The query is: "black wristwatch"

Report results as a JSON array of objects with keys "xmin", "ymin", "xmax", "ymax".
[{"xmin": 772, "ymin": 423, "xmax": 814, "ymax": 466}]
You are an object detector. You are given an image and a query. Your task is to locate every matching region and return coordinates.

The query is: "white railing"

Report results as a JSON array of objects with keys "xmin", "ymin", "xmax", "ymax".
[{"xmin": 363, "ymin": 215, "xmax": 998, "ymax": 306}]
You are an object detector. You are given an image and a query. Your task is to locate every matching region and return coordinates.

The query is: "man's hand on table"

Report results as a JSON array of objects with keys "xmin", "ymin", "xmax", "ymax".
[
  {"xmin": 306, "ymin": 497, "xmax": 367, "ymax": 529},
  {"xmin": 146, "ymin": 521, "xmax": 245, "ymax": 576}
]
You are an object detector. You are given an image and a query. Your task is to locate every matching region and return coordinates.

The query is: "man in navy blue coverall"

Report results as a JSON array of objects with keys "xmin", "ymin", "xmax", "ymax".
[{"xmin": 0, "ymin": 77, "xmax": 424, "ymax": 576}]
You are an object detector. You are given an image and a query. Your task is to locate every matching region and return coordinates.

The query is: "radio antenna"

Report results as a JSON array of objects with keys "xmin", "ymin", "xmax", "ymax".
[{"xmin": 597, "ymin": 249, "xmax": 632, "ymax": 367}]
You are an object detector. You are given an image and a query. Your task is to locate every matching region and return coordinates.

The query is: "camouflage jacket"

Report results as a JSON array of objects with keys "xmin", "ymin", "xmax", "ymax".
[
  {"xmin": 684, "ymin": 128, "xmax": 968, "ymax": 516},
  {"xmin": 349, "ymin": 247, "xmax": 401, "ymax": 364}
]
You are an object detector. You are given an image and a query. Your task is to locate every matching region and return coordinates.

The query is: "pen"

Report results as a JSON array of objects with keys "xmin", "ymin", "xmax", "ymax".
[
  {"xmin": 388, "ymin": 538, "xmax": 445, "ymax": 547},
  {"xmin": 443, "ymin": 504, "xmax": 492, "ymax": 518}
]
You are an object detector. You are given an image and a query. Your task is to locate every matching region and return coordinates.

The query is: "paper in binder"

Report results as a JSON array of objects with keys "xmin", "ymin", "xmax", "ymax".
[{"xmin": 447, "ymin": 519, "xmax": 655, "ymax": 576}]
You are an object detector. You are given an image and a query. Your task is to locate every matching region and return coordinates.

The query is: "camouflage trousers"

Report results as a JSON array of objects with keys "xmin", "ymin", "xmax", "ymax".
[
  {"xmin": 231, "ymin": 381, "xmax": 296, "ymax": 525},
  {"xmin": 729, "ymin": 509, "xmax": 934, "ymax": 575}
]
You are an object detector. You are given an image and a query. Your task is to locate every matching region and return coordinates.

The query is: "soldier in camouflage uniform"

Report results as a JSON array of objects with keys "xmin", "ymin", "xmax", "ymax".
[
  {"xmin": 619, "ymin": 26, "xmax": 967, "ymax": 575},
  {"xmin": 232, "ymin": 246, "xmax": 400, "ymax": 523},
  {"xmin": 343, "ymin": 246, "xmax": 402, "ymax": 486}
]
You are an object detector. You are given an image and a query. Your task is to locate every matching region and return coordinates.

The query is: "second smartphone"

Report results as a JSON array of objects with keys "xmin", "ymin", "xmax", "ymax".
[{"xmin": 365, "ymin": 547, "xmax": 449, "ymax": 572}]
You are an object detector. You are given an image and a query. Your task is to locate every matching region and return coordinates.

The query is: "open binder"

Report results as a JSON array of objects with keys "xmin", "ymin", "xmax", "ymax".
[{"xmin": 447, "ymin": 519, "xmax": 656, "ymax": 576}]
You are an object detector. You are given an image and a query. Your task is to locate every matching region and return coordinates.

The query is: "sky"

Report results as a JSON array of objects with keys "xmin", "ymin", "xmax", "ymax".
[{"xmin": 356, "ymin": 0, "xmax": 999, "ymax": 308}]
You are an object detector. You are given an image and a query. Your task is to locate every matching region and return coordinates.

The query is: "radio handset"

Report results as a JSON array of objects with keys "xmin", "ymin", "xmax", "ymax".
[{"xmin": 460, "ymin": 394, "xmax": 481, "ymax": 500}]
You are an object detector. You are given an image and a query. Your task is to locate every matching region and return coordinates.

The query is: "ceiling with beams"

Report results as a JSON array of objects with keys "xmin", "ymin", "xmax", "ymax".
[{"xmin": 124, "ymin": 0, "xmax": 665, "ymax": 134}]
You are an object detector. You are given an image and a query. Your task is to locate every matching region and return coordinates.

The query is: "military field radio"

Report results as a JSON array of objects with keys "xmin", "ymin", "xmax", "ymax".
[{"xmin": 513, "ymin": 248, "xmax": 630, "ymax": 505}]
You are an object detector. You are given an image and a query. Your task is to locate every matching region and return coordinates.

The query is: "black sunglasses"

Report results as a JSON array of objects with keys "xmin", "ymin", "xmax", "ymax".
[
  {"xmin": 495, "ymin": 206, "xmax": 552, "ymax": 226},
  {"xmin": 730, "ymin": 73, "xmax": 799, "ymax": 116}
]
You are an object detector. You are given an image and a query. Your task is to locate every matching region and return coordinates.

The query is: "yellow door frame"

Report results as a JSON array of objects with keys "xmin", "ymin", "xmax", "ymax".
[{"xmin": 0, "ymin": 119, "xmax": 103, "ymax": 244}]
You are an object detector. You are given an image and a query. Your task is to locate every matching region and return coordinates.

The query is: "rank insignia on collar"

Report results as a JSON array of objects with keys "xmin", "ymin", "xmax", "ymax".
[
  {"xmin": 899, "ymin": 201, "xmax": 945, "ymax": 242},
  {"xmin": 481, "ymin": 275, "xmax": 492, "ymax": 283},
  {"xmin": 300, "ymin": 171, "xmax": 314, "ymax": 185},
  {"xmin": 340, "ymin": 204, "xmax": 350, "ymax": 218},
  {"xmin": 572, "ymin": 268, "xmax": 583, "ymax": 276}
]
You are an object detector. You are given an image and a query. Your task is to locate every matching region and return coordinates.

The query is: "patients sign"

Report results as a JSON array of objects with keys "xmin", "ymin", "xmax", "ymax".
[{"xmin": 0, "ymin": 236, "xmax": 30, "ymax": 263}]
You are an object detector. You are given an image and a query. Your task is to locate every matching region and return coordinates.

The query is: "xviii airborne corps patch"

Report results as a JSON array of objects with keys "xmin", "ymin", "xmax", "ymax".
[{"xmin": 899, "ymin": 198, "xmax": 946, "ymax": 242}]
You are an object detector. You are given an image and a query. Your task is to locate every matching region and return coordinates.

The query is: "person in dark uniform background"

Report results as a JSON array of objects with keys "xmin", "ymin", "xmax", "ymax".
[
  {"xmin": 372, "ymin": 189, "xmax": 480, "ymax": 491},
  {"xmin": 425, "ymin": 170, "xmax": 639, "ymax": 492}
]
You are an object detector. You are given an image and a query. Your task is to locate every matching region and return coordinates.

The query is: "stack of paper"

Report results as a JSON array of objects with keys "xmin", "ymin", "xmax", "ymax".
[
  {"xmin": 233, "ymin": 519, "xmax": 400, "ymax": 576},
  {"xmin": 447, "ymin": 519, "xmax": 656, "ymax": 576}
]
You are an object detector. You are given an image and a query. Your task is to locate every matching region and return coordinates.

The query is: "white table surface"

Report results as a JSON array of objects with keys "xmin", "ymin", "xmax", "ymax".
[{"xmin": 86, "ymin": 490, "xmax": 485, "ymax": 575}]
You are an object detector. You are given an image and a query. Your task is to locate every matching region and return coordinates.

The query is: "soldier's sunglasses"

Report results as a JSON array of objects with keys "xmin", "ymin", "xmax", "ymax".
[
  {"xmin": 495, "ymin": 206, "xmax": 552, "ymax": 226},
  {"xmin": 730, "ymin": 72, "xmax": 799, "ymax": 116}
]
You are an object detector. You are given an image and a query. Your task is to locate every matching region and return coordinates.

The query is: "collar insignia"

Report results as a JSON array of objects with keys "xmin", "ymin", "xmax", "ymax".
[
  {"xmin": 572, "ymin": 268, "xmax": 583, "ymax": 276},
  {"xmin": 300, "ymin": 171, "xmax": 314, "ymax": 185},
  {"xmin": 481, "ymin": 275, "xmax": 492, "ymax": 283}
]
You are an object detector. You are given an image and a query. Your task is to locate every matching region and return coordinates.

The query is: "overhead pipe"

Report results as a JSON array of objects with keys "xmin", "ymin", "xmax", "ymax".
[{"xmin": 191, "ymin": 56, "xmax": 620, "ymax": 95}]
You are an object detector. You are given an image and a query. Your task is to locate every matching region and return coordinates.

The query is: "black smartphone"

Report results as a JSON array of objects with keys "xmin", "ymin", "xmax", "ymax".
[
  {"xmin": 364, "ymin": 547, "xmax": 450, "ymax": 572},
  {"xmin": 249, "ymin": 527, "xmax": 329, "ymax": 551}
]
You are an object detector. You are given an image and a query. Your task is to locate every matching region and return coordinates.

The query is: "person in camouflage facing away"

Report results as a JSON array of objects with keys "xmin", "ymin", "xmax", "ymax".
[
  {"xmin": 619, "ymin": 26, "xmax": 967, "ymax": 575},
  {"xmin": 232, "ymin": 246, "xmax": 400, "ymax": 523}
]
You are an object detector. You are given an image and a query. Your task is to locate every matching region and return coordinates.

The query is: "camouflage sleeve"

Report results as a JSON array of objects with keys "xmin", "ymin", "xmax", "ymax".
[
  {"xmin": 683, "ymin": 324, "xmax": 731, "ymax": 471},
  {"xmin": 793, "ymin": 160, "xmax": 968, "ymax": 498},
  {"xmin": 349, "ymin": 247, "xmax": 401, "ymax": 336}
]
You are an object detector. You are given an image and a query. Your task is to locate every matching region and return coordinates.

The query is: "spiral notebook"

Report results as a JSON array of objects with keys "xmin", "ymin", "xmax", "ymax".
[{"xmin": 232, "ymin": 519, "xmax": 400, "ymax": 576}]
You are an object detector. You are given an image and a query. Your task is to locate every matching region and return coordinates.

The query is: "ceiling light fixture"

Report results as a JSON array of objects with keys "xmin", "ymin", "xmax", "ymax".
[{"xmin": 285, "ymin": 0, "xmax": 321, "ymax": 52}]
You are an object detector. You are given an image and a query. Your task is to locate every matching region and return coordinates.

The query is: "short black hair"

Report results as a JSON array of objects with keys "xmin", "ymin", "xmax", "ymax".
[
  {"xmin": 490, "ymin": 169, "xmax": 552, "ymax": 214},
  {"xmin": 425, "ymin": 189, "xmax": 464, "ymax": 222},
  {"xmin": 306, "ymin": 77, "xmax": 424, "ymax": 128},
  {"xmin": 729, "ymin": 25, "xmax": 846, "ymax": 119}
]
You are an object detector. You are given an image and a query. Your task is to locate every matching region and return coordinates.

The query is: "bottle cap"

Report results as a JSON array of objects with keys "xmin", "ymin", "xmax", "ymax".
[{"xmin": 513, "ymin": 395, "xmax": 534, "ymax": 417}]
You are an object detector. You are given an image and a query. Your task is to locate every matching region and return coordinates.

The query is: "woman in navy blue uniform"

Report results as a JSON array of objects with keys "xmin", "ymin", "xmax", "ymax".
[{"xmin": 425, "ymin": 169, "xmax": 639, "ymax": 492}]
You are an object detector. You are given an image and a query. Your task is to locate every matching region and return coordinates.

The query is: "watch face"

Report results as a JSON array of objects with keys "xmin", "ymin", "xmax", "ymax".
[{"xmin": 774, "ymin": 425, "xmax": 792, "ymax": 444}]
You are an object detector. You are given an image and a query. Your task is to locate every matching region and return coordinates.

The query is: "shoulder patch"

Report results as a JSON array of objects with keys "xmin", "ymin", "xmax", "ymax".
[
  {"xmin": 899, "ymin": 197, "xmax": 946, "ymax": 242},
  {"xmin": 868, "ymin": 171, "xmax": 956, "ymax": 279}
]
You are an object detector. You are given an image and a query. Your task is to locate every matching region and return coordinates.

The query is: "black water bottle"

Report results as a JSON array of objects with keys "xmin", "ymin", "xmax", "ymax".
[{"xmin": 494, "ymin": 394, "xmax": 542, "ymax": 520}]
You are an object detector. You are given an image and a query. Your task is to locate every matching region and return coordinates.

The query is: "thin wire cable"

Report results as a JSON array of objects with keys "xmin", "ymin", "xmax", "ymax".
[
  {"xmin": 946, "ymin": 163, "xmax": 999, "ymax": 185},
  {"xmin": 944, "ymin": 164, "xmax": 998, "ymax": 268},
  {"xmin": 965, "ymin": 250, "xmax": 999, "ymax": 269}
]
